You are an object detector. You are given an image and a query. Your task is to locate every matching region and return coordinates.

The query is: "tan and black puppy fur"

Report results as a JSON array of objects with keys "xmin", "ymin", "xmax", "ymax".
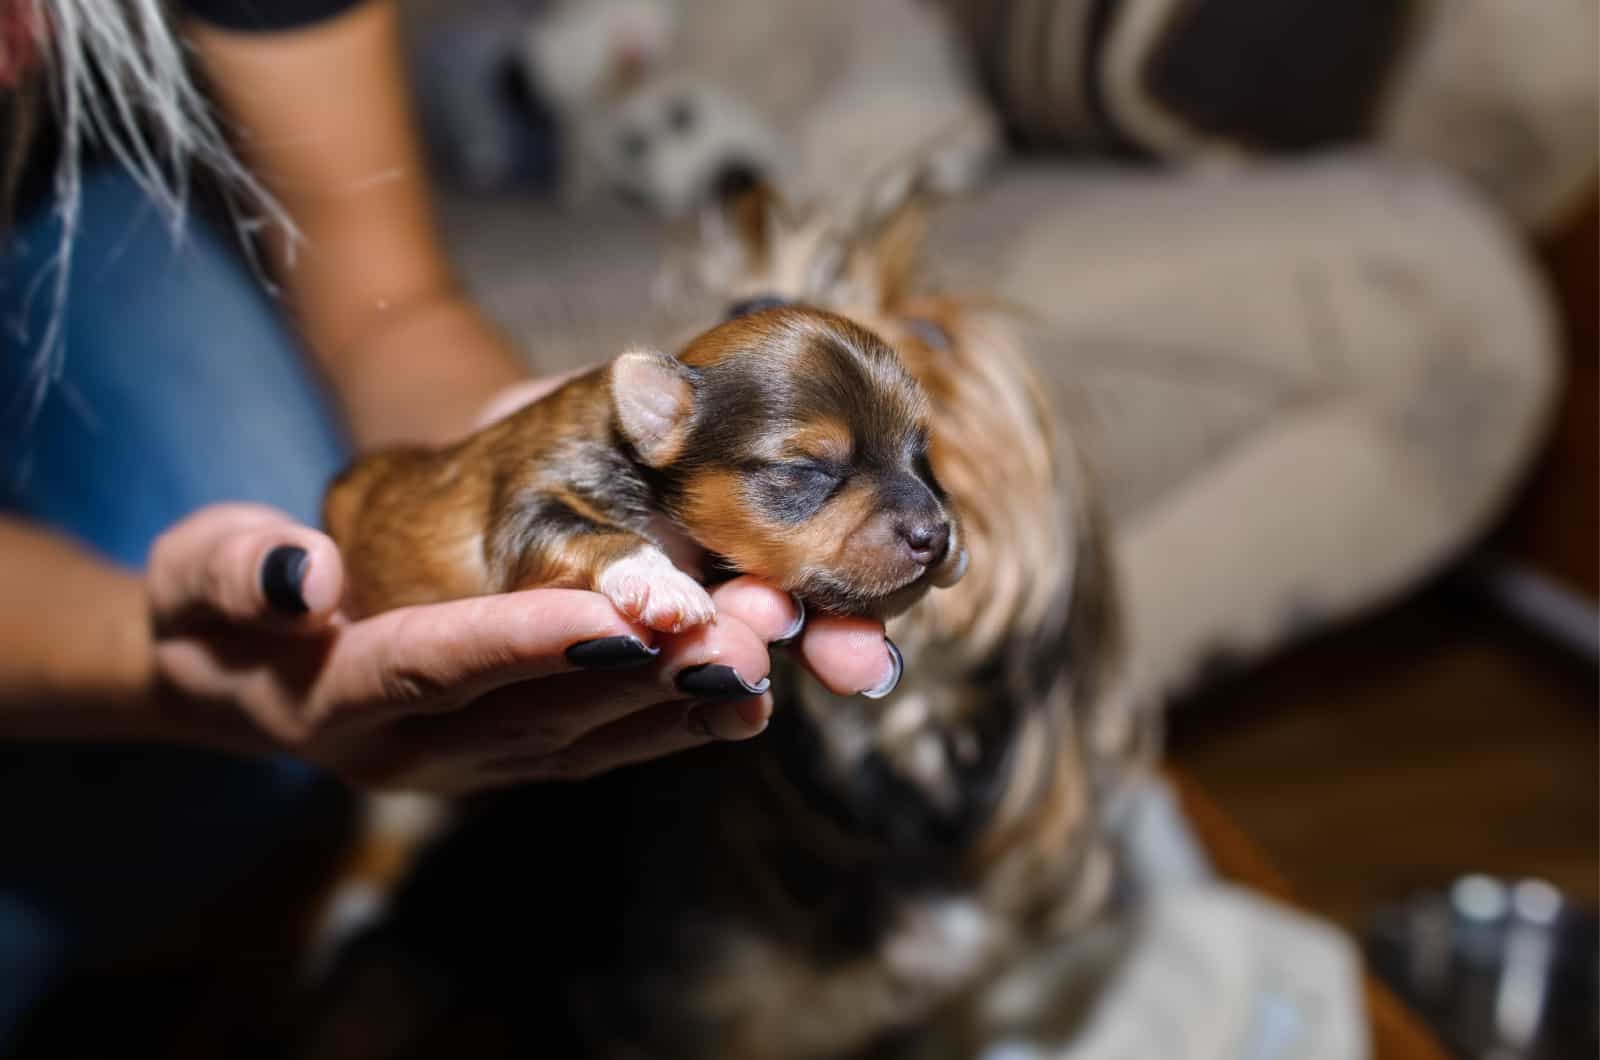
[{"xmin": 325, "ymin": 307, "xmax": 965, "ymax": 625}]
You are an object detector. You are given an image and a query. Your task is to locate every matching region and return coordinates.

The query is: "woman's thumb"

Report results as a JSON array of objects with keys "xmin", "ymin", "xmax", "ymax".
[{"xmin": 146, "ymin": 503, "xmax": 345, "ymax": 629}]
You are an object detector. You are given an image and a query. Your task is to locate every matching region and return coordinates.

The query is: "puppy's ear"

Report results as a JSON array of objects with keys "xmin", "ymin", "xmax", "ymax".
[{"xmin": 610, "ymin": 347, "xmax": 697, "ymax": 467}]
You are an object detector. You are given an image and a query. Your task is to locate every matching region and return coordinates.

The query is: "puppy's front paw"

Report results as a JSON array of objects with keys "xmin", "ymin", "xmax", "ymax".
[{"xmin": 598, "ymin": 547, "xmax": 716, "ymax": 633}]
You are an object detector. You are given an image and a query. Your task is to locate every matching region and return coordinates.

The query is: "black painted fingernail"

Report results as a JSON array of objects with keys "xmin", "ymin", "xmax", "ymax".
[
  {"xmin": 861, "ymin": 637, "xmax": 902, "ymax": 700},
  {"xmin": 261, "ymin": 546, "xmax": 309, "ymax": 615},
  {"xmin": 565, "ymin": 635, "xmax": 660, "ymax": 669},
  {"xmin": 773, "ymin": 593, "xmax": 807, "ymax": 646},
  {"xmin": 675, "ymin": 663, "xmax": 770, "ymax": 699}
]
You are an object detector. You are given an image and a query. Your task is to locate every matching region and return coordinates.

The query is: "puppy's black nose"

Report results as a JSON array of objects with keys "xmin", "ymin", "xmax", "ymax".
[
  {"xmin": 899, "ymin": 520, "xmax": 951, "ymax": 567},
  {"xmin": 712, "ymin": 160, "xmax": 762, "ymax": 204}
]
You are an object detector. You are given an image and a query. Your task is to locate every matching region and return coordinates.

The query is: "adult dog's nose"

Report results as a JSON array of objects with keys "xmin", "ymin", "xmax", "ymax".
[{"xmin": 711, "ymin": 160, "xmax": 762, "ymax": 204}]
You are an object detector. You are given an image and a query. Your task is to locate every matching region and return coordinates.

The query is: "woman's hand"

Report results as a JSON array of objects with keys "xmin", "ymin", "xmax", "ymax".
[{"xmin": 144, "ymin": 504, "xmax": 898, "ymax": 793}]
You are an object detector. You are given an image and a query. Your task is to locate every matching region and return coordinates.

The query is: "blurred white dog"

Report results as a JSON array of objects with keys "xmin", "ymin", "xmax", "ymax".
[{"xmin": 523, "ymin": 0, "xmax": 1001, "ymax": 219}]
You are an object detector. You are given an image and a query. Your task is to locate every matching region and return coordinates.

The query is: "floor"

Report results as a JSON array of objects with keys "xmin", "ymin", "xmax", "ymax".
[{"xmin": 1167, "ymin": 576, "xmax": 1598, "ymax": 932}]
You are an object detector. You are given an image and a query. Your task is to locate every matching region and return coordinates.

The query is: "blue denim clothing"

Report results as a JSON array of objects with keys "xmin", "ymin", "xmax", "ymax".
[{"xmin": 0, "ymin": 170, "xmax": 352, "ymax": 1043}]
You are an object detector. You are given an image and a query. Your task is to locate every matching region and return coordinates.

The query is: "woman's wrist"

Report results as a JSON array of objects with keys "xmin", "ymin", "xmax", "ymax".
[
  {"xmin": 0, "ymin": 519, "xmax": 264, "ymax": 755},
  {"xmin": 328, "ymin": 289, "xmax": 531, "ymax": 450},
  {"xmin": 469, "ymin": 371, "xmax": 587, "ymax": 431},
  {"xmin": 0, "ymin": 523, "xmax": 156, "ymax": 742},
  {"xmin": 8, "ymin": 563, "xmax": 224, "ymax": 751}
]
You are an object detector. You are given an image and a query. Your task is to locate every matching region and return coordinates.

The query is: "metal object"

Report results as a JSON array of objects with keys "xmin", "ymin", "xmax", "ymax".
[{"xmin": 1366, "ymin": 876, "xmax": 1598, "ymax": 1059}]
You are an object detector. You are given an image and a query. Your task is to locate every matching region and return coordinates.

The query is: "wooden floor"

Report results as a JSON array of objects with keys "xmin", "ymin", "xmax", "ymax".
[{"xmin": 1168, "ymin": 578, "xmax": 1598, "ymax": 932}]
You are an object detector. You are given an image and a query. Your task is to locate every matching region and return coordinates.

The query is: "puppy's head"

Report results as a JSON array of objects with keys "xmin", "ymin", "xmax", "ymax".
[{"xmin": 608, "ymin": 305, "xmax": 966, "ymax": 616}]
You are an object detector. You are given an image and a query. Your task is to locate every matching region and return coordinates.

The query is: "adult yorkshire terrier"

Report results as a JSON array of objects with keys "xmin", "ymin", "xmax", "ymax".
[{"xmin": 298, "ymin": 186, "xmax": 1152, "ymax": 1060}]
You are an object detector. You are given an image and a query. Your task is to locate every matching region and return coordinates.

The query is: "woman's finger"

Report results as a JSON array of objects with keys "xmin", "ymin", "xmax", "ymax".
[
  {"xmin": 408, "ymin": 608, "xmax": 775, "ymax": 748},
  {"xmin": 331, "ymin": 588, "xmax": 657, "ymax": 716},
  {"xmin": 478, "ymin": 691, "xmax": 774, "ymax": 784},
  {"xmin": 146, "ymin": 502, "xmax": 344, "ymax": 629},
  {"xmin": 708, "ymin": 576, "xmax": 805, "ymax": 644},
  {"xmin": 709, "ymin": 579, "xmax": 896, "ymax": 698},
  {"xmin": 635, "ymin": 611, "xmax": 774, "ymax": 719},
  {"xmin": 788, "ymin": 613, "xmax": 901, "ymax": 698}
]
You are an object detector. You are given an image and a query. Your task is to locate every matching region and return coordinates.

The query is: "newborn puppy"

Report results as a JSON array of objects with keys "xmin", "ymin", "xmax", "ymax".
[{"xmin": 324, "ymin": 306, "xmax": 966, "ymax": 625}]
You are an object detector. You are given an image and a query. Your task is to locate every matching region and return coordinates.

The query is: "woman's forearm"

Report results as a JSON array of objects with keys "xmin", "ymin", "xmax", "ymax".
[
  {"xmin": 312, "ymin": 289, "xmax": 528, "ymax": 448},
  {"xmin": 189, "ymin": 1, "xmax": 527, "ymax": 449},
  {"xmin": 0, "ymin": 517, "xmax": 158, "ymax": 741}
]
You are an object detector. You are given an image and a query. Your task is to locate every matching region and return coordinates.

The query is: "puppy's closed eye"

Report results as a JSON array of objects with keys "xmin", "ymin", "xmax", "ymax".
[
  {"xmin": 754, "ymin": 461, "xmax": 845, "ymax": 521},
  {"xmin": 779, "ymin": 459, "xmax": 846, "ymax": 493}
]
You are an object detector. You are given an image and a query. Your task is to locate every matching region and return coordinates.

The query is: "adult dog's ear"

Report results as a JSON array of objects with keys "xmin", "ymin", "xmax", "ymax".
[
  {"xmin": 610, "ymin": 347, "xmax": 698, "ymax": 467},
  {"xmin": 852, "ymin": 193, "xmax": 929, "ymax": 309},
  {"xmin": 692, "ymin": 179, "xmax": 781, "ymax": 277},
  {"xmin": 726, "ymin": 179, "xmax": 779, "ymax": 267}
]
